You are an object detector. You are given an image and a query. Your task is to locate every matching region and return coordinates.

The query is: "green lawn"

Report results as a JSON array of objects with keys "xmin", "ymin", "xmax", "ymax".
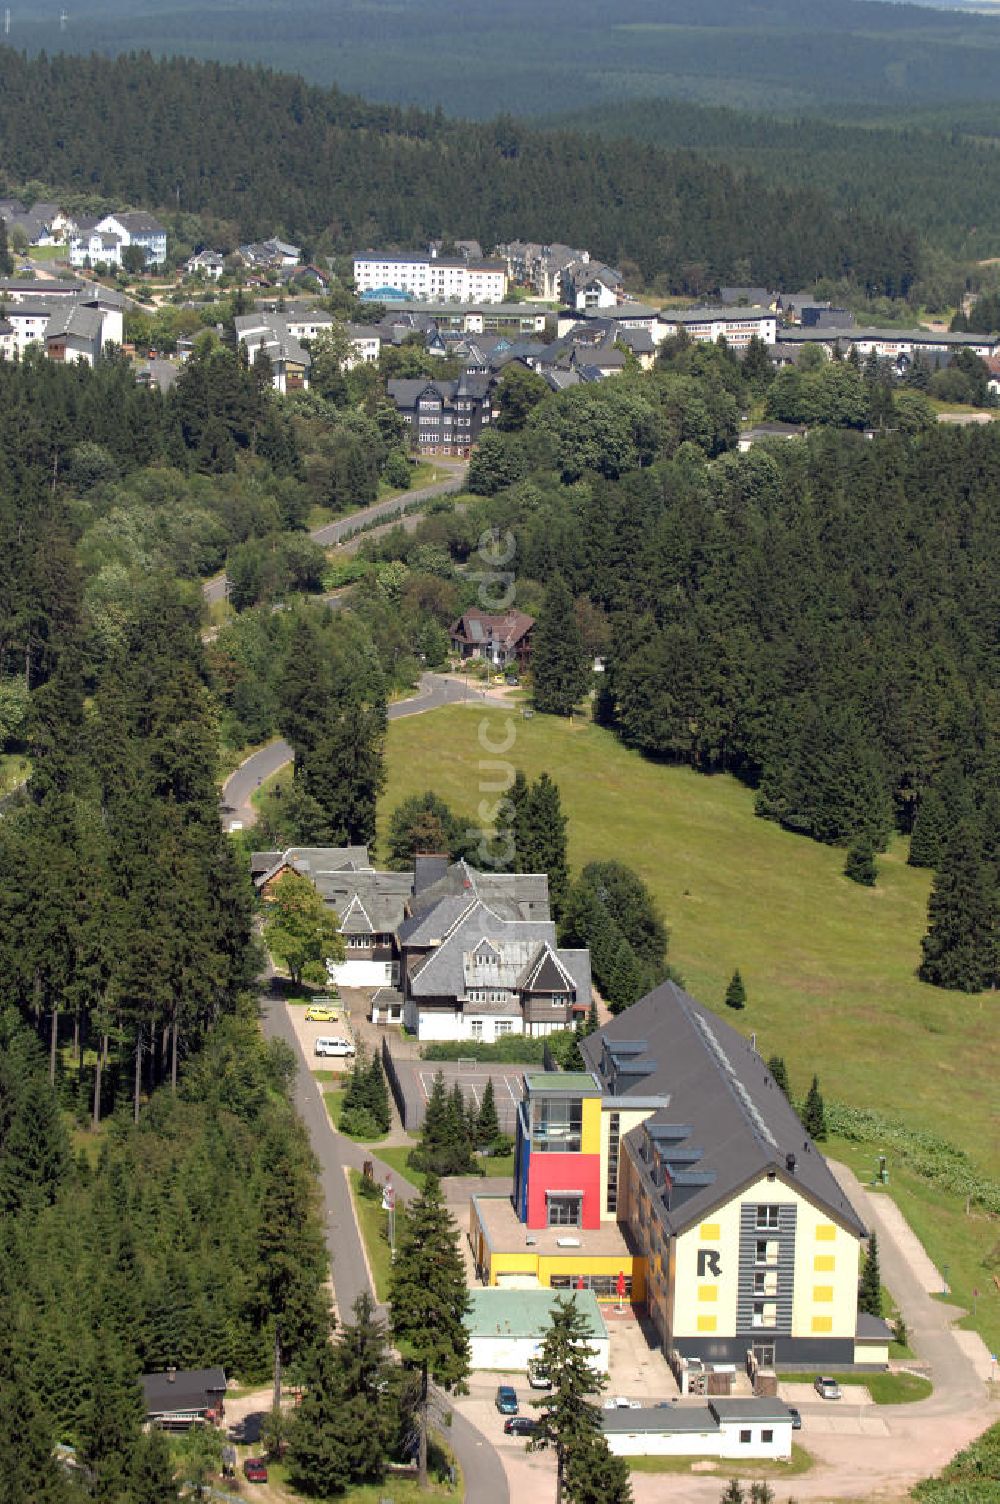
[
  {"xmin": 348, "ymin": 1169, "xmax": 395, "ymax": 1300},
  {"xmin": 780, "ymin": 1371, "xmax": 932, "ymax": 1404},
  {"xmin": 629, "ymin": 1443, "xmax": 812, "ymax": 1476},
  {"xmin": 0, "ymin": 753, "xmax": 29, "ymax": 797},
  {"xmin": 265, "ymin": 1455, "xmax": 459, "ymax": 1500},
  {"xmin": 379, "ymin": 706, "xmax": 996, "ymax": 1176},
  {"xmin": 372, "ymin": 1144, "xmax": 514, "ymax": 1194},
  {"xmin": 824, "ymin": 1134, "xmax": 1000, "ymax": 1357}
]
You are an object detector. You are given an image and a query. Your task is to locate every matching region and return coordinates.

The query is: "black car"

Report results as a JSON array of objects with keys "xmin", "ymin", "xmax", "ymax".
[
  {"xmin": 504, "ymin": 1416, "xmax": 538, "ymax": 1437},
  {"xmin": 787, "ymin": 1406, "xmax": 802, "ymax": 1430}
]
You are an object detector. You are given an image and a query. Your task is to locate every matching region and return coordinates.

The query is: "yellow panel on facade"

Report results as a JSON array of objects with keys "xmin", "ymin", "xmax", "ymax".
[
  {"xmin": 698, "ymin": 1285, "xmax": 718, "ymax": 1302},
  {"xmin": 813, "ymin": 1285, "xmax": 834, "ymax": 1303},
  {"xmin": 811, "ymin": 1316, "xmax": 833, "ymax": 1333},
  {"xmin": 814, "ymin": 1255, "xmax": 835, "ymax": 1272},
  {"xmin": 697, "ymin": 1314, "xmax": 717, "ymax": 1332},
  {"xmin": 700, "ymin": 1223, "xmax": 721, "ymax": 1240},
  {"xmin": 815, "ymin": 1223, "xmax": 836, "ymax": 1241},
  {"xmin": 581, "ymin": 1097, "xmax": 602, "ymax": 1156}
]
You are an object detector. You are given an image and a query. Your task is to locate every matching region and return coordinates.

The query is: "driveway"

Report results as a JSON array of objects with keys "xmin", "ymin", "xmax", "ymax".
[
  {"xmin": 220, "ymin": 671, "xmax": 487, "ymax": 831},
  {"xmin": 259, "ymin": 987, "xmax": 509, "ymax": 1504},
  {"xmin": 203, "ymin": 462, "xmax": 467, "ymax": 605}
]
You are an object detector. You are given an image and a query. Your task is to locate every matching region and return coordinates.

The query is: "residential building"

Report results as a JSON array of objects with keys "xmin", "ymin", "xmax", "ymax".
[
  {"xmin": 234, "ymin": 312, "xmax": 311, "ymax": 393},
  {"xmin": 69, "ymin": 230, "xmax": 124, "ymax": 269},
  {"xmin": 354, "ymin": 252, "xmax": 508, "ymax": 304},
  {"xmin": 561, "ymin": 257, "xmax": 623, "ymax": 311},
  {"xmin": 449, "ymin": 608, "xmax": 534, "ymax": 669},
  {"xmin": 659, "ymin": 306, "xmax": 778, "ymax": 349},
  {"xmin": 494, "ymin": 241, "xmax": 588, "ymax": 300},
  {"xmin": 719, "ymin": 287, "xmax": 778, "ymax": 310},
  {"xmin": 774, "ymin": 324, "xmax": 997, "ymax": 371},
  {"xmin": 470, "ymin": 982, "xmax": 885, "ymax": 1373},
  {"xmin": 0, "ymin": 199, "xmax": 73, "ymax": 246},
  {"xmin": 387, "ymin": 373, "xmax": 493, "ymax": 456},
  {"xmin": 185, "ymin": 249, "xmax": 226, "ymax": 279},
  {"xmin": 141, "ymin": 1368, "xmax": 227, "ymax": 1430},
  {"xmin": 0, "ymin": 286, "xmax": 123, "ymax": 365},
  {"xmin": 236, "ymin": 238, "xmax": 302, "ymax": 271},
  {"xmin": 96, "ymin": 211, "xmax": 167, "ymax": 267},
  {"xmin": 375, "ymin": 300, "xmax": 549, "ymax": 336}
]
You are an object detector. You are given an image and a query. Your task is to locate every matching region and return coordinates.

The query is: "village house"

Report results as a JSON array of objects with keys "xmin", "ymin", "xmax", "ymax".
[
  {"xmin": 234, "ymin": 312, "xmax": 311, "ymax": 393},
  {"xmin": 185, "ymin": 249, "xmax": 226, "ymax": 280},
  {"xmin": 449, "ymin": 608, "xmax": 534, "ymax": 669},
  {"xmin": 387, "ymin": 373, "xmax": 493, "ymax": 456}
]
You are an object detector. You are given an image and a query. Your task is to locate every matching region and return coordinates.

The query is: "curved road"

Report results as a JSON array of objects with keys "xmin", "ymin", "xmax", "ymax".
[
  {"xmin": 259, "ymin": 983, "xmax": 509, "ymax": 1504},
  {"xmin": 220, "ymin": 671, "xmax": 485, "ymax": 831},
  {"xmin": 203, "ymin": 463, "xmax": 468, "ymax": 606}
]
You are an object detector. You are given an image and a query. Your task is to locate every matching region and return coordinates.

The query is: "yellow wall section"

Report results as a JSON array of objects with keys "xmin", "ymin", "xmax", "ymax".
[
  {"xmin": 812, "ymin": 1316, "xmax": 833, "ymax": 1333},
  {"xmin": 581, "ymin": 1097, "xmax": 602, "ymax": 1157},
  {"xmin": 698, "ymin": 1285, "xmax": 718, "ymax": 1302},
  {"xmin": 813, "ymin": 1286, "xmax": 833, "ymax": 1302},
  {"xmin": 697, "ymin": 1314, "xmax": 717, "ymax": 1332},
  {"xmin": 487, "ymin": 1250, "xmax": 648, "ymax": 1302},
  {"xmin": 814, "ymin": 1255, "xmax": 835, "ymax": 1272},
  {"xmin": 672, "ymin": 1175, "xmax": 860, "ymax": 1342}
]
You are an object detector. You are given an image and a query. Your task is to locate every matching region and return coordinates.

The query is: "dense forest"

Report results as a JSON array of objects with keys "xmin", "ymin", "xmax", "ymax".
[
  {"xmin": 0, "ymin": 48, "xmax": 920, "ymax": 294},
  {"xmin": 9, "ymin": 0, "xmax": 1000, "ymax": 118},
  {"xmin": 562, "ymin": 95, "xmax": 1000, "ymax": 266}
]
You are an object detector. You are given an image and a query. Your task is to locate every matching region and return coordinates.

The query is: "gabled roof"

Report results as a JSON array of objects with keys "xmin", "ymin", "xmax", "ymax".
[
  {"xmin": 142, "ymin": 1367, "xmax": 226, "ymax": 1416},
  {"xmin": 407, "ymin": 900, "xmax": 558, "ymax": 998},
  {"xmin": 404, "ymin": 860, "xmax": 549, "ymax": 924},
  {"xmin": 581, "ymin": 983, "xmax": 866, "ymax": 1239},
  {"xmin": 449, "ymin": 609, "xmax": 535, "ymax": 650}
]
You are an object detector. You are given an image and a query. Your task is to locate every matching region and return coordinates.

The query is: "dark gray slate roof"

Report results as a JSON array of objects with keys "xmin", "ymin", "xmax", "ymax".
[
  {"xmin": 602, "ymin": 1405, "xmax": 720, "ymax": 1435},
  {"xmin": 405, "ymin": 860, "xmax": 549, "ymax": 923},
  {"xmin": 580, "ymin": 983, "xmax": 866, "ymax": 1239},
  {"xmin": 709, "ymin": 1397, "xmax": 794, "ymax": 1424},
  {"xmin": 142, "ymin": 1367, "xmax": 226, "ymax": 1416},
  {"xmin": 856, "ymin": 1312, "xmax": 894, "ymax": 1341}
]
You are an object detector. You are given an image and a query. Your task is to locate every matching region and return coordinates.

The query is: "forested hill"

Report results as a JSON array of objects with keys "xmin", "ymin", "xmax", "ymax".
[
  {"xmin": 559, "ymin": 97, "xmax": 1000, "ymax": 261},
  {"xmin": 8, "ymin": 0, "xmax": 1000, "ymax": 116},
  {"xmin": 0, "ymin": 48, "xmax": 919, "ymax": 294}
]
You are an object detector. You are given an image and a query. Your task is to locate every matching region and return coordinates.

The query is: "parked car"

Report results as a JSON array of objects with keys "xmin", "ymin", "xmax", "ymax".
[
  {"xmin": 527, "ymin": 1360, "xmax": 552, "ymax": 1390},
  {"xmin": 787, "ymin": 1406, "xmax": 802, "ymax": 1429},
  {"xmin": 505, "ymin": 674, "xmax": 520, "ymax": 686},
  {"xmin": 814, "ymin": 1376, "xmax": 842, "ymax": 1401},
  {"xmin": 495, "ymin": 1385, "xmax": 519, "ymax": 1415},
  {"xmin": 243, "ymin": 1458, "xmax": 268, "ymax": 1483},
  {"xmin": 603, "ymin": 1396, "xmax": 641, "ymax": 1410},
  {"xmin": 305, "ymin": 1004, "xmax": 339, "ymax": 1022},
  {"xmin": 504, "ymin": 1416, "xmax": 538, "ymax": 1436},
  {"xmin": 314, "ymin": 1035, "xmax": 355, "ymax": 1057}
]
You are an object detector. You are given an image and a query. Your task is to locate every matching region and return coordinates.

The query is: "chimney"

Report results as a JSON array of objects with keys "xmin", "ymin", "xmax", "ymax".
[{"xmin": 786, "ymin": 1153, "xmax": 797, "ymax": 1176}]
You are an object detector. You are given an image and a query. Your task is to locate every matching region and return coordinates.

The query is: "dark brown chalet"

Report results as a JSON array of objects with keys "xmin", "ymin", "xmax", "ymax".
[{"xmin": 450, "ymin": 608, "xmax": 534, "ymax": 670}]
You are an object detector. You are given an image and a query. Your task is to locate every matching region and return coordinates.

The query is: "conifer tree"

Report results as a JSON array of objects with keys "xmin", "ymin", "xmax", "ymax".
[
  {"xmin": 519, "ymin": 772, "xmax": 569, "ymax": 918},
  {"xmin": 801, "ymin": 1075, "xmax": 827, "ymax": 1141},
  {"xmin": 725, "ymin": 968, "xmax": 747, "ymax": 1010},
  {"xmin": 530, "ymin": 1295, "xmax": 628, "ymax": 1504},
  {"xmin": 474, "ymin": 1077, "xmax": 500, "ymax": 1150},
  {"xmin": 767, "ymin": 1055, "xmax": 790, "ymax": 1098},
  {"xmin": 844, "ymin": 841, "xmax": 877, "ymax": 886},
  {"xmin": 907, "ymin": 786, "xmax": 949, "ymax": 869},
  {"xmin": 390, "ymin": 1175, "xmax": 470, "ymax": 1488},
  {"xmin": 919, "ymin": 821, "xmax": 997, "ymax": 992},
  {"xmin": 532, "ymin": 574, "xmax": 590, "ymax": 717},
  {"xmin": 859, "ymin": 1232, "xmax": 883, "ymax": 1318}
]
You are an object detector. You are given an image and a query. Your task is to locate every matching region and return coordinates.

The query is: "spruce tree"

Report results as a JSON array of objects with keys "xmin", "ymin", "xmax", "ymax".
[
  {"xmin": 507, "ymin": 768, "xmax": 531, "ymax": 873},
  {"xmin": 532, "ymin": 573, "xmax": 590, "ymax": 717},
  {"xmin": 907, "ymin": 787, "xmax": 949, "ymax": 869},
  {"xmin": 919, "ymin": 821, "xmax": 997, "ymax": 992},
  {"xmin": 389, "ymin": 1175, "xmax": 471, "ymax": 1488},
  {"xmin": 476, "ymin": 1077, "xmax": 501, "ymax": 1149},
  {"xmin": 859, "ymin": 1232, "xmax": 883, "ymax": 1318},
  {"xmin": 520, "ymin": 772, "xmax": 569, "ymax": 918},
  {"xmin": 767, "ymin": 1055, "xmax": 790, "ymax": 1098},
  {"xmin": 725, "ymin": 969, "xmax": 747, "ymax": 1010},
  {"xmin": 530, "ymin": 1295, "xmax": 621, "ymax": 1504},
  {"xmin": 801, "ymin": 1075, "xmax": 827, "ymax": 1141},
  {"xmin": 606, "ymin": 937, "xmax": 642, "ymax": 1013},
  {"xmin": 844, "ymin": 842, "xmax": 877, "ymax": 886}
]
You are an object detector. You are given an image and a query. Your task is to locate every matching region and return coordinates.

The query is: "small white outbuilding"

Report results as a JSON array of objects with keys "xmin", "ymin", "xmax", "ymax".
[{"xmin": 464, "ymin": 1288, "xmax": 609, "ymax": 1373}]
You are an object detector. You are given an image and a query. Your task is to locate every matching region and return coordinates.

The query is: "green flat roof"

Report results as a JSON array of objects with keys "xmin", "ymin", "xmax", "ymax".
[
  {"xmin": 525, "ymin": 1072, "xmax": 600, "ymax": 1094},
  {"xmin": 465, "ymin": 1288, "xmax": 607, "ymax": 1340}
]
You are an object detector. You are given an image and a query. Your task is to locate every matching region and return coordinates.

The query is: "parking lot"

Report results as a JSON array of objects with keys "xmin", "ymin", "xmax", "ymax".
[
  {"xmin": 283, "ymin": 996, "xmax": 356, "ymax": 1077},
  {"xmin": 384, "ymin": 1045, "xmax": 529, "ymax": 1132}
]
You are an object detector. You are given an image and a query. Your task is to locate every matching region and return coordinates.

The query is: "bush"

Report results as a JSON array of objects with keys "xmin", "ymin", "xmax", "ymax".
[{"xmin": 339, "ymin": 1106, "xmax": 384, "ymax": 1139}]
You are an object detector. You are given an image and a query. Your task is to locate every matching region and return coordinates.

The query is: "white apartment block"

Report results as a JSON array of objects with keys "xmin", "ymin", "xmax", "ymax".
[
  {"xmin": 354, "ymin": 253, "xmax": 507, "ymax": 304},
  {"xmin": 659, "ymin": 307, "xmax": 778, "ymax": 349}
]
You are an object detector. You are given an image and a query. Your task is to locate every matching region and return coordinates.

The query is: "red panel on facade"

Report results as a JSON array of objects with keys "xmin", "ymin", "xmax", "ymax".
[{"xmin": 526, "ymin": 1152, "xmax": 602, "ymax": 1230}]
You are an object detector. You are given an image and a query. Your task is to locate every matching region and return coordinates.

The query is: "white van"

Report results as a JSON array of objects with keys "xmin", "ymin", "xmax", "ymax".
[{"xmin": 314, "ymin": 1036, "xmax": 356, "ymax": 1058}]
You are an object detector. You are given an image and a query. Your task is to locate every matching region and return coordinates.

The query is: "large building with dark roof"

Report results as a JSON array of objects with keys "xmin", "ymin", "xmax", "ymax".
[{"xmin": 470, "ymin": 981, "xmax": 879, "ymax": 1371}]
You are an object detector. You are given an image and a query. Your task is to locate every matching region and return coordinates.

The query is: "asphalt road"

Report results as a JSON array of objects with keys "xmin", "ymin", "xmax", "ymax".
[
  {"xmin": 203, "ymin": 463, "xmax": 468, "ymax": 605},
  {"xmin": 220, "ymin": 672, "xmax": 483, "ymax": 831},
  {"xmin": 259, "ymin": 985, "xmax": 509, "ymax": 1504}
]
